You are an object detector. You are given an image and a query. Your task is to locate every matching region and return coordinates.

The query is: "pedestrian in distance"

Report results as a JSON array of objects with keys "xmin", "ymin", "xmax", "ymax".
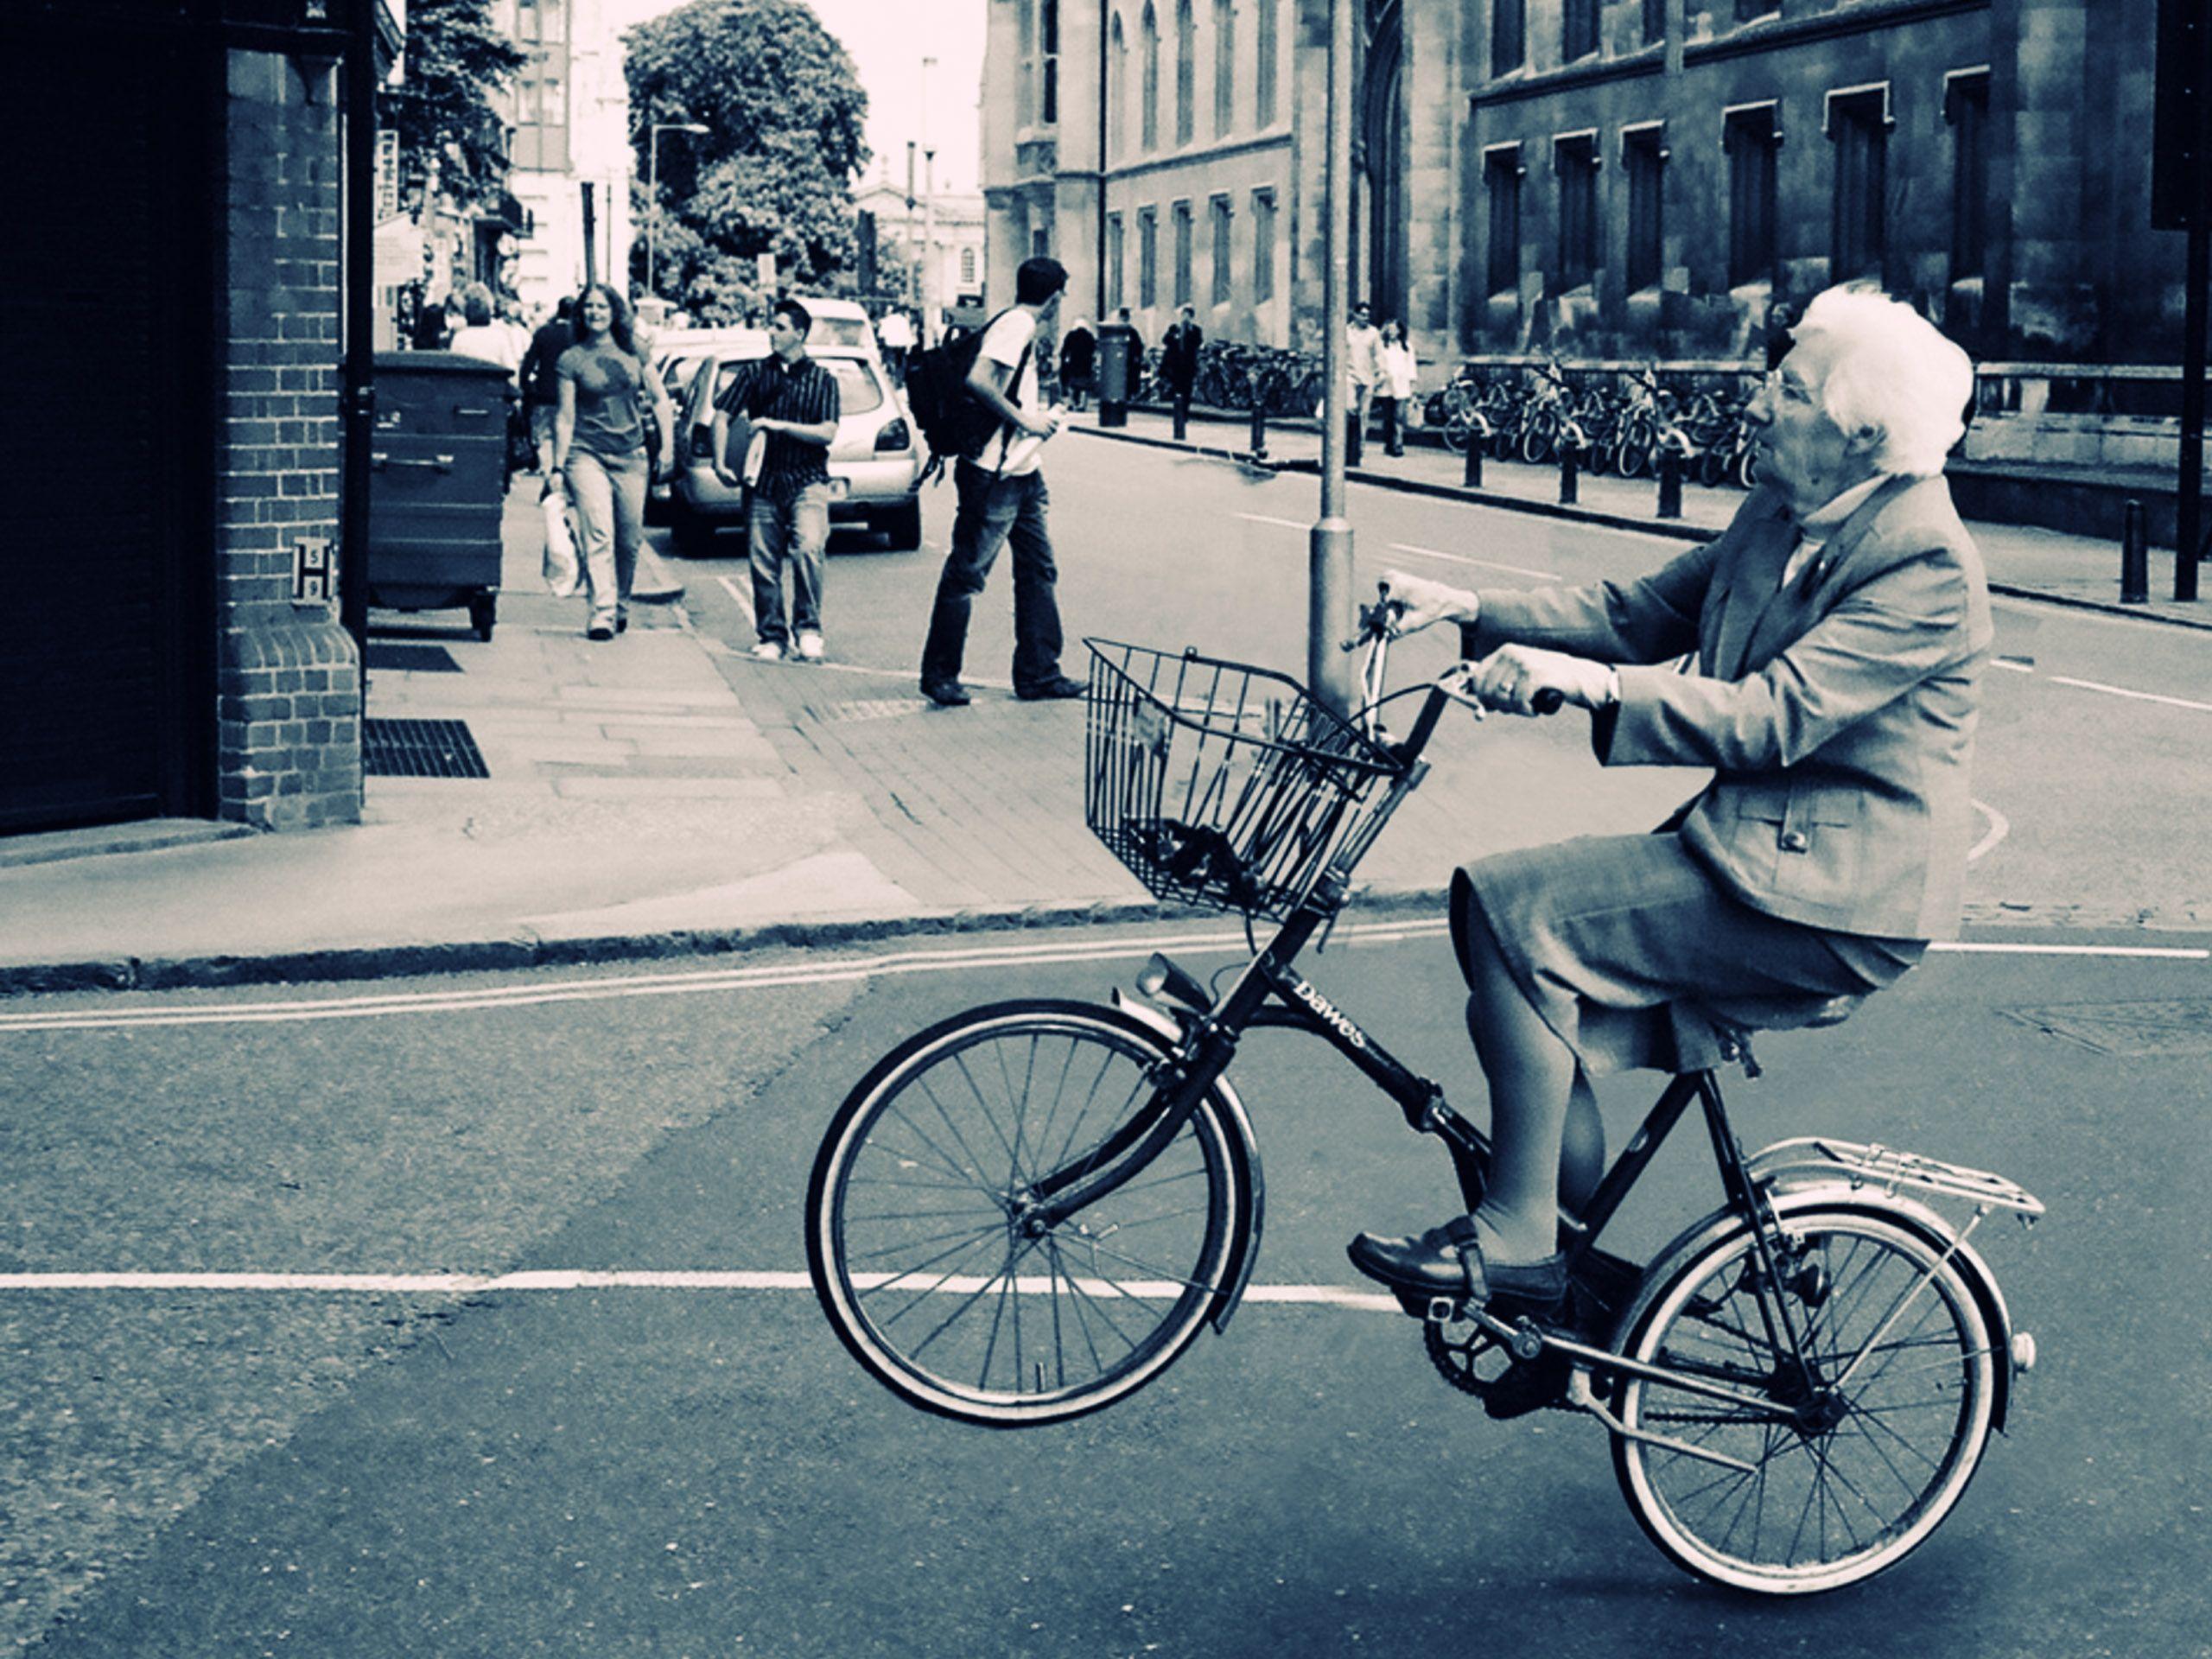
[
  {"xmin": 520, "ymin": 296, "xmax": 575, "ymax": 476},
  {"xmin": 709, "ymin": 297, "xmax": 842, "ymax": 664},
  {"xmin": 1058, "ymin": 317, "xmax": 1096, "ymax": 411},
  {"xmin": 1376, "ymin": 319, "xmax": 1417, "ymax": 458},
  {"xmin": 448, "ymin": 283, "xmax": 520, "ymax": 375},
  {"xmin": 918, "ymin": 255, "xmax": 1085, "ymax": 709},
  {"xmin": 1352, "ymin": 285, "xmax": 1990, "ymax": 1312},
  {"xmin": 877, "ymin": 307, "xmax": 915, "ymax": 385},
  {"xmin": 1114, "ymin": 305, "xmax": 1146, "ymax": 394},
  {"xmin": 1161, "ymin": 302, "xmax": 1203, "ymax": 438},
  {"xmin": 1764, "ymin": 298, "xmax": 1798, "ymax": 372},
  {"xmin": 1344, "ymin": 301, "xmax": 1383, "ymax": 467},
  {"xmin": 551, "ymin": 283, "xmax": 674, "ymax": 642}
]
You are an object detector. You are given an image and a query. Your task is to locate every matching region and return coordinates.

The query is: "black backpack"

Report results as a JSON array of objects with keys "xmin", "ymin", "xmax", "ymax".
[{"xmin": 906, "ymin": 311, "xmax": 1027, "ymax": 480}]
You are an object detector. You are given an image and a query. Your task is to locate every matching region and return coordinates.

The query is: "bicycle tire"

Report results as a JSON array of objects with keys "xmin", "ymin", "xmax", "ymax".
[
  {"xmin": 807, "ymin": 999, "xmax": 1245, "ymax": 1427},
  {"xmin": 1619, "ymin": 412, "xmax": 1656, "ymax": 479},
  {"xmin": 1609, "ymin": 1204, "xmax": 1997, "ymax": 1594},
  {"xmin": 1440, "ymin": 411, "xmax": 1472, "ymax": 454}
]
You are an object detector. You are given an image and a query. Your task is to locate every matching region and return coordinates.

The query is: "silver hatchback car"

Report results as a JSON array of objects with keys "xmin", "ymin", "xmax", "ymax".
[{"xmin": 666, "ymin": 341, "xmax": 923, "ymax": 556}]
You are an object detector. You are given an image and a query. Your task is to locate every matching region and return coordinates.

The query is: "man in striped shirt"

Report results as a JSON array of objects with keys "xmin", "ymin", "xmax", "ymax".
[{"xmin": 712, "ymin": 298, "xmax": 842, "ymax": 661}]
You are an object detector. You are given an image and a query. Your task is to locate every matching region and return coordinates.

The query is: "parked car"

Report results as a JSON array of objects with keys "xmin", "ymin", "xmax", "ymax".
[
  {"xmin": 645, "ymin": 327, "xmax": 766, "ymax": 524},
  {"xmin": 789, "ymin": 295, "xmax": 883, "ymax": 364},
  {"xmin": 666, "ymin": 340, "xmax": 923, "ymax": 556}
]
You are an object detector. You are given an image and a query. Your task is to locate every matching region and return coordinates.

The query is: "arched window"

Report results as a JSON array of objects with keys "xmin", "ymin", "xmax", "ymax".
[
  {"xmin": 1175, "ymin": 0, "xmax": 1194, "ymax": 147},
  {"xmin": 1213, "ymin": 0, "xmax": 1234, "ymax": 137},
  {"xmin": 1141, "ymin": 3, "xmax": 1160, "ymax": 152},
  {"xmin": 1109, "ymin": 11, "xmax": 1127, "ymax": 161}
]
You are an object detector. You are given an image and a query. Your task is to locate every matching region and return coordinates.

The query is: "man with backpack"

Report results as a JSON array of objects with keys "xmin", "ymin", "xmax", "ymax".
[{"xmin": 917, "ymin": 256, "xmax": 1085, "ymax": 708}]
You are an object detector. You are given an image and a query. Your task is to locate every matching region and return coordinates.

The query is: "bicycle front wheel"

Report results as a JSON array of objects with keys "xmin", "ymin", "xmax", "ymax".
[
  {"xmin": 806, "ymin": 1000, "xmax": 1244, "ymax": 1427},
  {"xmin": 1610, "ymin": 1206, "xmax": 1997, "ymax": 1594}
]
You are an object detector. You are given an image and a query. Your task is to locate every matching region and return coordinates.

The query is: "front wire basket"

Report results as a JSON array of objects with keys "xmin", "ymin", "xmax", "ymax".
[{"xmin": 1084, "ymin": 639, "xmax": 1411, "ymax": 921}]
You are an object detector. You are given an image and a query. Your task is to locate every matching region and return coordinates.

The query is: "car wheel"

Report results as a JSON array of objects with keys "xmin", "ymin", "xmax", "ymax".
[{"xmin": 878, "ymin": 499, "xmax": 924, "ymax": 551}]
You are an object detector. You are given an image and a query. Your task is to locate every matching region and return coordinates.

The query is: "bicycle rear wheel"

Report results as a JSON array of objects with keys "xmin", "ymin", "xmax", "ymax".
[
  {"xmin": 807, "ymin": 1000, "xmax": 1244, "ymax": 1427},
  {"xmin": 1609, "ymin": 1205, "xmax": 1996, "ymax": 1594}
]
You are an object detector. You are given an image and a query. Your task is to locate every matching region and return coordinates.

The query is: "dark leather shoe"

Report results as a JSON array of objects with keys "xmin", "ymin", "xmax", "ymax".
[
  {"xmin": 1347, "ymin": 1218, "xmax": 1566, "ymax": 1306},
  {"xmin": 1014, "ymin": 674, "xmax": 1085, "ymax": 701},
  {"xmin": 922, "ymin": 679, "xmax": 971, "ymax": 707}
]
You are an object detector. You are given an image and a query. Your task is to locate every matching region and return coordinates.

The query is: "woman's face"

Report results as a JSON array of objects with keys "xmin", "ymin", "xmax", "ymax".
[{"xmin": 580, "ymin": 291, "xmax": 613, "ymax": 334}]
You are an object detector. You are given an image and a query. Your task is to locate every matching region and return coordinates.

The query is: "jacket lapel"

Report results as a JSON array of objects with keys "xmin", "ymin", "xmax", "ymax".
[
  {"xmin": 1738, "ymin": 477, "xmax": 1910, "ymax": 672},
  {"xmin": 1710, "ymin": 501, "xmax": 1799, "ymax": 677}
]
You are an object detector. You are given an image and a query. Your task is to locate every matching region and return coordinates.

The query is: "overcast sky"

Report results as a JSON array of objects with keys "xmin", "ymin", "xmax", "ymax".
[{"xmin": 607, "ymin": 0, "xmax": 988, "ymax": 196}]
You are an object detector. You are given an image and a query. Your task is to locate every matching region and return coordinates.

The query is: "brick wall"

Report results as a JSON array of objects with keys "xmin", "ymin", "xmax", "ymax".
[{"xmin": 217, "ymin": 49, "xmax": 363, "ymax": 830}]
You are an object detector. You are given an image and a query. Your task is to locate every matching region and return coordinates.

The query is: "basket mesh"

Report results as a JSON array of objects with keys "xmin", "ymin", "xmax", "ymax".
[{"xmin": 1084, "ymin": 640, "xmax": 1408, "ymax": 920}]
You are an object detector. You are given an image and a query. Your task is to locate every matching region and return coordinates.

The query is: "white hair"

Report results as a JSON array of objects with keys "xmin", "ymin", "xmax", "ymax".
[{"xmin": 1792, "ymin": 285, "xmax": 1975, "ymax": 477}]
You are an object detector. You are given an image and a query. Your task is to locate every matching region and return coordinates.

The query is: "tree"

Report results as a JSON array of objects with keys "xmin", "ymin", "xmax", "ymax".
[
  {"xmin": 378, "ymin": 0, "xmax": 526, "ymax": 221},
  {"xmin": 624, "ymin": 0, "xmax": 870, "ymax": 321}
]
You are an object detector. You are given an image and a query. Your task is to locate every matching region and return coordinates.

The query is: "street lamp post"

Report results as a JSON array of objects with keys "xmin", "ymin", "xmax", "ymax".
[{"xmin": 647, "ymin": 121, "xmax": 709, "ymax": 302}]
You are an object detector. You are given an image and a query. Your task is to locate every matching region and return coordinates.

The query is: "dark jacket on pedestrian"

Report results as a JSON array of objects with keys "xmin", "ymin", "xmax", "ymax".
[
  {"xmin": 1058, "ymin": 326, "xmax": 1096, "ymax": 388},
  {"xmin": 522, "ymin": 317, "xmax": 575, "ymax": 409},
  {"xmin": 1161, "ymin": 320, "xmax": 1203, "ymax": 391}
]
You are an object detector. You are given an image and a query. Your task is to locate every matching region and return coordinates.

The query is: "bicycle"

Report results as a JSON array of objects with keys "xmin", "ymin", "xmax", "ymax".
[{"xmin": 806, "ymin": 594, "xmax": 2045, "ymax": 1595}]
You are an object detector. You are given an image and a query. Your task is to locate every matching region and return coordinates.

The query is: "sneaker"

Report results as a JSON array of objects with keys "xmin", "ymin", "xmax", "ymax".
[
  {"xmin": 750, "ymin": 641, "xmax": 784, "ymax": 661},
  {"xmin": 921, "ymin": 679, "xmax": 971, "ymax": 707},
  {"xmin": 1014, "ymin": 674, "xmax": 1085, "ymax": 702},
  {"xmin": 587, "ymin": 620, "xmax": 616, "ymax": 642},
  {"xmin": 615, "ymin": 613, "xmax": 629, "ymax": 634},
  {"xmin": 795, "ymin": 631, "xmax": 824, "ymax": 662}
]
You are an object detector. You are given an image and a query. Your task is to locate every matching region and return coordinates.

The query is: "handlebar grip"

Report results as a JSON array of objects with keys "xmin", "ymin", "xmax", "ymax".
[{"xmin": 1531, "ymin": 688, "xmax": 1566, "ymax": 715}]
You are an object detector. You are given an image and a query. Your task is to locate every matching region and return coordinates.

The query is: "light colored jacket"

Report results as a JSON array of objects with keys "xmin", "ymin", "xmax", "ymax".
[
  {"xmin": 1463, "ymin": 476, "xmax": 1992, "ymax": 940},
  {"xmin": 1346, "ymin": 322, "xmax": 1384, "ymax": 388},
  {"xmin": 1380, "ymin": 341, "xmax": 1418, "ymax": 400}
]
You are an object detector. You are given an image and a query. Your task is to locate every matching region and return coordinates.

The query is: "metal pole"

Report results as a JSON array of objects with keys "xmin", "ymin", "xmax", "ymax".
[
  {"xmin": 340, "ymin": 0, "xmax": 377, "ymax": 696},
  {"xmin": 2122, "ymin": 499, "xmax": 2150, "ymax": 603},
  {"xmin": 648, "ymin": 125, "xmax": 659, "ymax": 300},
  {"xmin": 2180, "ymin": 216, "xmax": 2208, "ymax": 602},
  {"xmin": 1308, "ymin": 0, "xmax": 1355, "ymax": 716}
]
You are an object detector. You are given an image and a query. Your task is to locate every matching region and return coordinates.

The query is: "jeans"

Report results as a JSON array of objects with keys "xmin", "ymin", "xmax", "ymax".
[
  {"xmin": 565, "ymin": 448, "xmax": 648, "ymax": 626},
  {"xmin": 748, "ymin": 481, "xmax": 830, "ymax": 645},
  {"xmin": 920, "ymin": 461, "xmax": 1064, "ymax": 691},
  {"xmin": 1376, "ymin": 396, "xmax": 1404, "ymax": 456}
]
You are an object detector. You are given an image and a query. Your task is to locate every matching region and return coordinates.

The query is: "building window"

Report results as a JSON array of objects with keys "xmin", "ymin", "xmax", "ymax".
[
  {"xmin": 1142, "ymin": 4, "xmax": 1160, "ymax": 151},
  {"xmin": 967, "ymin": 245, "xmax": 983, "ymax": 285},
  {"xmin": 513, "ymin": 0, "xmax": 570, "ymax": 174},
  {"xmin": 1173, "ymin": 199, "xmax": 1193, "ymax": 305},
  {"xmin": 1176, "ymin": 0, "xmax": 1195, "ymax": 147},
  {"xmin": 1211, "ymin": 194, "xmax": 1232, "ymax": 303},
  {"xmin": 1946, "ymin": 69, "xmax": 1990, "ymax": 283},
  {"xmin": 1563, "ymin": 0, "xmax": 1597, "ymax": 62},
  {"xmin": 1829, "ymin": 86, "xmax": 1889, "ymax": 283},
  {"xmin": 1109, "ymin": 13, "xmax": 1127, "ymax": 160},
  {"xmin": 1140, "ymin": 206, "xmax": 1159, "ymax": 306},
  {"xmin": 1484, "ymin": 145, "xmax": 1522, "ymax": 296},
  {"xmin": 1041, "ymin": 0, "xmax": 1058, "ymax": 124},
  {"xmin": 1018, "ymin": 0, "xmax": 1035, "ymax": 126},
  {"xmin": 1214, "ymin": 0, "xmax": 1235, "ymax": 137},
  {"xmin": 1107, "ymin": 211, "xmax": 1125, "ymax": 311},
  {"xmin": 1738, "ymin": 0, "xmax": 1780, "ymax": 18},
  {"xmin": 1725, "ymin": 103, "xmax": 1779, "ymax": 288},
  {"xmin": 1492, "ymin": 0, "xmax": 1525, "ymax": 77},
  {"xmin": 1256, "ymin": 0, "xmax": 1279, "ymax": 124},
  {"xmin": 1624, "ymin": 124, "xmax": 1665, "ymax": 292},
  {"xmin": 1643, "ymin": 0, "xmax": 1666, "ymax": 44},
  {"xmin": 1252, "ymin": 187, "xmax": 1277, "ymax": 302},
  {"xmin": 1555, "ymin": 132, "xmax": 1599, "ymax": 292}
]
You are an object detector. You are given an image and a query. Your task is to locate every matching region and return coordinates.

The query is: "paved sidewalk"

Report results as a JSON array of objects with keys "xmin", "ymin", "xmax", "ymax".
[{"xmin": 1, "ymin": 440, "xmax": 2205, "ymax": 994}]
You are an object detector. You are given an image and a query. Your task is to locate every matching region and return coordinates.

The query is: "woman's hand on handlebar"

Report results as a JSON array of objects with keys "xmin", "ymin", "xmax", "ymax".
[
  {"xmin": 1463, "ymin": 643, "xmax": 1618, "ymax": 715},
  {"xmin": 1377, "ymin": 569, "xmax": 1478, "ymax": 635}
]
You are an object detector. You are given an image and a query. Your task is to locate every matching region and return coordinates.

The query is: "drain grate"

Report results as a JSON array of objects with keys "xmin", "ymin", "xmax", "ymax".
[
  {"xmin": 2001, "ymin": 1000, "xmax": 2212, "ymax": 1057},
  {"xmin": 367, "ymin": 643, "xmax": 464, "ymax": 673},
  {"xmin": 363, "ymin": 718, "xmax": 490, "ymax": 779}
]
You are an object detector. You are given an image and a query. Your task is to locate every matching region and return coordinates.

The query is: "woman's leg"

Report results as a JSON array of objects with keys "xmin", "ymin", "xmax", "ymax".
[
  {"xmin": 1459, "ymin": 897, "xmax": 1580, "ymax": 1266},
  {"xmin": 564, "ymin": 452, "xmax": 618, "ymax": 630}
]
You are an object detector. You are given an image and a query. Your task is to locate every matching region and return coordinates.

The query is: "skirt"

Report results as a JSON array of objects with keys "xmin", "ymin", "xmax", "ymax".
[{"xmin": 1452, "ymin": 833, "xmax": 1925, "ymax": 1077}]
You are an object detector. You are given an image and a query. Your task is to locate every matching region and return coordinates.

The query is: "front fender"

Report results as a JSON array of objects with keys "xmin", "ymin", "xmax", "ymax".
[{"xmin": 1110, "ymin": 989, "xmax": 1265, "ymax": 1332}]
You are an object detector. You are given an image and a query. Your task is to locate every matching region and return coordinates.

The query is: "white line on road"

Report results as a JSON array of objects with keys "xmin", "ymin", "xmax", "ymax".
[
  {"xmin": 715, "ymin": 574, "xmax": 757, "ymax": 626},
  {"xmin": 1967, "ymin": 798, "xmax": 2010, "ymax": 862},
  {"xmin": 2047, "ymin": 675, "xmax": 2212, "ymax": 714},
  {"xmin": 1233, "ymin": 512, "xmax": 1309, "ymax": 531},
  {"xmin": 1387, "ymin": 542, "xmax": 1560, "ymax": 581},
  {"xmin": 0, "ymin": 1268, "xmax": 1402, "ymax": 1309}
]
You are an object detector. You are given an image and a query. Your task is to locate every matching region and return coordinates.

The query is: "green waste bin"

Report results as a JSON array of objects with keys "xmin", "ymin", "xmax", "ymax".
[{"xmin": 368, "ymin": 350, "xmax": 512, "ymax": 641}]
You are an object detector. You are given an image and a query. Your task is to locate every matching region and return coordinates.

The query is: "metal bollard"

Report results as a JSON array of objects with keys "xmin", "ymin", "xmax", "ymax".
[
  {"xmin": 1558, "ymin": 438, "xmax": 1580, "ymax": 505},
  {"xmin": 2120, "ymin": 499, "xmax": 2148, "ymax": 604},
  {"xmin": 1463, "ymin": 435, "xmax": 1484, "ymax": 488},
  {"xmin": 1249, "ymin": 395, "xmax": 1268, "ymax": 461},
  {"xmin": 1656, "ymin": 442, "xmax": 1684, "ymax": 519}
]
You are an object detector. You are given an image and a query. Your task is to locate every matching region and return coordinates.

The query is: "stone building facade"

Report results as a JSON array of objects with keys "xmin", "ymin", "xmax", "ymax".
[{"xmin": 985, "ymin": 0, "xmax": 2183, "ymax": 375}]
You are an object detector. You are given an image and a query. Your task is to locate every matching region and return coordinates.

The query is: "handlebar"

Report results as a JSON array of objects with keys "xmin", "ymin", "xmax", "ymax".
[{"xmin": 1341, "ymin": 584, "xmax": 1562, "ymax": 767}]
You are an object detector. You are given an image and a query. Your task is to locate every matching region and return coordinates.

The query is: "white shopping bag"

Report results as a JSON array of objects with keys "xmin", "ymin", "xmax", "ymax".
[{"xmin": 542, "ymin": 480, "xmax": 582, "ymax": 597}]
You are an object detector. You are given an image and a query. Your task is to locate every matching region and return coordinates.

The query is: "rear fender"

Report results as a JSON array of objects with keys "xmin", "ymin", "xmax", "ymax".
[{"xmin": 1109, "ymin": 989, "xmax": 1265, "ymax": 1333}]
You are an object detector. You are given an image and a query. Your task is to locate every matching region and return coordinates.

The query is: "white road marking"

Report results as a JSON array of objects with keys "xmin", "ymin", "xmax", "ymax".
[
  {"xmin": 1991, "ymin": 658, "xmax": 2036, "ymax": 674},
  {"xmin": 1967, "ymin": 798, "xmax": 2010, "ymax": 862},
  {"xmin": 1932, "ymin": 941, "xmax": 2209, "ymax": 958},
  {"xmin": 0, "ymin": 1268, "xmax": 1399, "ymax": 1311},
  {"xmin": 715, "ymin": 574, "xmax": 757, "ymax": 625},
  {"xmin": 2048, "ymin": 675, "xmax": 2212, "ymax": 715},
  {"xmin": 1233, "ymin": 512, "xmax": 1309, "ymax": 531},
  {"xmin": 1387, "ymin": 542, "xmax": 1560, "ymax": 581}
]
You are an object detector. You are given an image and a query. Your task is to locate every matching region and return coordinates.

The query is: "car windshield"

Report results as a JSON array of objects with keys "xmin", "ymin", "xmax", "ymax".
[
  {"xmin": 808, "ymin": 318, "xmax": 873, "ymax": 349},
  {"xmin": 696, "ymin": 353, "xmax": 882, "ymax": 420}
]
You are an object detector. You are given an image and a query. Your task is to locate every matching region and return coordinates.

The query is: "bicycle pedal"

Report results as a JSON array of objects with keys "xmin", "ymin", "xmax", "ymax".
[{"xmin": 1395, "ymin": 1286, "xmax": 1465, "ymax": 1323}]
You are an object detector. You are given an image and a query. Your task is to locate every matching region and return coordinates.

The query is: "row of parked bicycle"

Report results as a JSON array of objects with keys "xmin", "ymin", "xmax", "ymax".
[{"xmin": 1070, "ymin": 343, "xmax": 1763, "ymax": 489}]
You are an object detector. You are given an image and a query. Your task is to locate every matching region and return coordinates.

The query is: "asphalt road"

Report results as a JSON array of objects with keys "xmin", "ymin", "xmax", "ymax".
[
  {"xmin": 4, "ymin": 923, "xmax": 2209, "ymax": 1656},
  {"xmin": 668, "ymin": 433, "xmax": 2212, "ymax": 927}
]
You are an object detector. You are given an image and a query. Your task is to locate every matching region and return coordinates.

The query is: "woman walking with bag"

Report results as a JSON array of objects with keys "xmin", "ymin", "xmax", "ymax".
[{"xmin": 551, "ymin": 283, "xmax": 672, "ymax": 640}]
